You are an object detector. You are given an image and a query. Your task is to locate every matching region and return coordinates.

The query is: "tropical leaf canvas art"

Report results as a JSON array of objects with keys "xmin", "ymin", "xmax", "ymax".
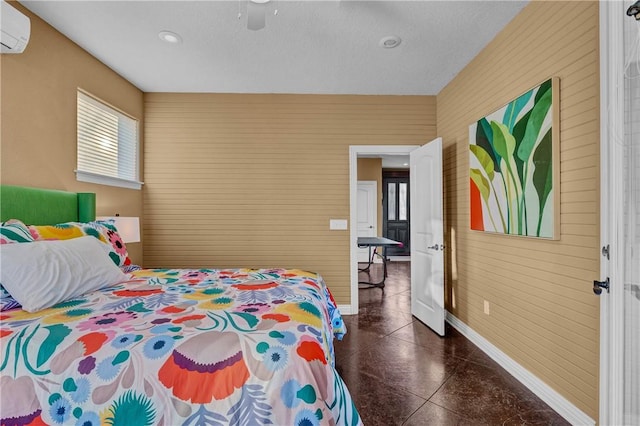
[{"xmin": 469, "ymin": 78, "xmax": 559, "ymax": 239}]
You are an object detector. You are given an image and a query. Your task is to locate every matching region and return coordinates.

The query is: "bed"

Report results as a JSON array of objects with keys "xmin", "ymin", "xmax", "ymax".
[{"xmin": 0, "ymin": 185, "xmax": 361, "ymax": 426}]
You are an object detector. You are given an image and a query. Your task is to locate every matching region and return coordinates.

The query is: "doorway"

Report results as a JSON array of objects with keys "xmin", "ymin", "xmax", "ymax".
[
  {"xmin": 348, "ymin": 146, "xmax": 418, "ymax": 313},
  {"xmin": 349, "ymin": 141, "xmax": 446, "ymax": 337}
]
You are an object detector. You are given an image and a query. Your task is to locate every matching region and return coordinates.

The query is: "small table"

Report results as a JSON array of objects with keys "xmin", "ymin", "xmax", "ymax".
[{"xmin": 357, "ymin": 237, "xmax": 402, "ymax": 289}]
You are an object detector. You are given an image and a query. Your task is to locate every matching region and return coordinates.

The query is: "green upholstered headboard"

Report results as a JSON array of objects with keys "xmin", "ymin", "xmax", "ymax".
[{"xmin": 0, "ymin": 185, "xmax": 96, "ymax": 225}]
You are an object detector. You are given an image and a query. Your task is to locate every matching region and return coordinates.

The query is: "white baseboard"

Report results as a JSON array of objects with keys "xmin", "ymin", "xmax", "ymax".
[
  {"xmin": 446, "ymin": 312, "xmax": 595, "ymax": 426},
  {"xmin": 338, "ymin": 304, "xmax": 356, "ymax": 315}
]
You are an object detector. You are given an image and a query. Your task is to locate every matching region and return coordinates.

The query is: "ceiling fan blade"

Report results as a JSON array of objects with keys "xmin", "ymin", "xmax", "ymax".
[{"xmin": 247, "ymin": 1, "xmax": 266, "ymax": 31}]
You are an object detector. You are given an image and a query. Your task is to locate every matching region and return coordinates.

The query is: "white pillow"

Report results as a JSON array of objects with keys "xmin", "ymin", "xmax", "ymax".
[{"xmin": 0, "ymin": 236, "xmax": 128, "ymax": 312}]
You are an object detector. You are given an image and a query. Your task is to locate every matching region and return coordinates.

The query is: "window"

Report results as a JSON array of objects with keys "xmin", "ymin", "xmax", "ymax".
[
  {"xmin": 76, "ymin": 91, "xmax": 142, "ymax": 190},
  {"xmin": 387, "ymin": 183, "xmax": 396, "ymax": 221},
  {"xmin": 399, "ymin": 182, "xmax": 407, "ymax": 221},
  {"xmin": 386, "ymin": 181, "xmax": 408, "ymax": 221}
]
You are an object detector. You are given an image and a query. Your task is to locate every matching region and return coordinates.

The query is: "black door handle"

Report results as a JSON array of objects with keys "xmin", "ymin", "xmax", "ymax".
[{"xmin": 593, "ymin": 278, "xmax": 610, "ymax": 295}]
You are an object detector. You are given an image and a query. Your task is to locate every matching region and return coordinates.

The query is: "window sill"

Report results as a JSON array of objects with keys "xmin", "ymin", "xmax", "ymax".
[{"xmin": 76, "ymin": 170, "xmax": 143, "ymax": 190}]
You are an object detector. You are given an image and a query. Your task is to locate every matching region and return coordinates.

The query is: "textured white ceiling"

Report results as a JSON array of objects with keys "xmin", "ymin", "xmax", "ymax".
[{"xmin": 21, "ymin": 0, "xmax": 528, "ymax": 95}]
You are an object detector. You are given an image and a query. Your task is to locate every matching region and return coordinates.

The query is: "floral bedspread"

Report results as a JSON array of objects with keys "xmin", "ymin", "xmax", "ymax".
[{"xmin": 0, "ymin": 268, "xmax": 361, "ymax": 426}]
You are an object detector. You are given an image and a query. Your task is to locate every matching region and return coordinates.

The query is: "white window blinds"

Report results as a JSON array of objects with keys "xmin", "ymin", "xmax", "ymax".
[{"xmin": 76, "ymin": 91, "xmax": 142, "ymax": 190}]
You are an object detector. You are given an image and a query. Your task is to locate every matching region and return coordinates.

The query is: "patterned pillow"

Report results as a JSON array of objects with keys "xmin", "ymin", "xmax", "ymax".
[
  {"xmin": 0, "ymin": 220, "xmax": 35, "ymax": 311},
  {"xmin": 29, "ymin": 220, "xmax": 131, "ymax": 267},
  {"xmin": 0, "ymin": 220, "xmax": 35, "ymax": 244},
  {"xmin": 0, "ymin": 285, "xmax": 21, "ymax": 311}
]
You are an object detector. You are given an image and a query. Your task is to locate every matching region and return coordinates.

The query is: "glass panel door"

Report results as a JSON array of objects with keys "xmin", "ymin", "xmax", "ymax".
[{"xmin": 382, "ymin": 173, "xmax": 410, "ymax": 255}]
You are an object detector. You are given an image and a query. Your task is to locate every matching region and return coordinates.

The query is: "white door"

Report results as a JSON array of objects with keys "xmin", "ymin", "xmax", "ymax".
[
  {"xmin": 356, "ymin": 181, "xmax": 377, "ymax": 263},
  {"xmin": 599, "ymin": 3, "xmax": 640, "ymax": 424},
  {"xmin": 410, "ymin": 138, "xmax": 445, "ymax": 336}
]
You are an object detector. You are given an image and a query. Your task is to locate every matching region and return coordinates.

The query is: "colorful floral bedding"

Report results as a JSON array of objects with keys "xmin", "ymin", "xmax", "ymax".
[{"xmin": 0, "ymin": 268, "xmax": 361, "ymax": 426}]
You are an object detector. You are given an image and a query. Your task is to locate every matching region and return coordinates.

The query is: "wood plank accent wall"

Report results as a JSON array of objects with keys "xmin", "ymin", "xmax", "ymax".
[
  {"xmin": 144, "ymin": 94, "xmax": 436, "ymax": 303},
  {"xmin": 437, "ymin": 1, "xmax": 600, "ymax": 419},
  {"xmin": 0, "ymin": 2, "xmax": 144, "ymax": 264}
]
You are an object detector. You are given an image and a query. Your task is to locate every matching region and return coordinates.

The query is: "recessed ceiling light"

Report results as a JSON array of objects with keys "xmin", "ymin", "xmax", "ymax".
[
  {"xmin": 379, "ymin": 35, "xmax": 401, "ymax": 49},
  {"xmin": 158, "ymin": 30, "xmax": 182, "ymax": 44}
]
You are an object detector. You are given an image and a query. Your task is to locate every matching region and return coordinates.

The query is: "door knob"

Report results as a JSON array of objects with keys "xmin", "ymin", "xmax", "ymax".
[{"xmin": 593, "ymin": 278, "xmax": 610, "ymax": 295}]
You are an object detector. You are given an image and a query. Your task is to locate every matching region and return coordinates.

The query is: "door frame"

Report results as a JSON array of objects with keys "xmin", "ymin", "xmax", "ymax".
[
  {"xmin": 598, "ymin": 0, "xmax": 625, "ymax": 423},
  {"xmin": 349, "ymin": 145, "xmax": 419, "ymax": 313}
]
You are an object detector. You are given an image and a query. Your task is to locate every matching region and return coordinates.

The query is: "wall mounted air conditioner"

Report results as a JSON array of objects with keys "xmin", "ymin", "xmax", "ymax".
[{"xmin": 1, "ymin": 0, "xmax": 30, "ymax": 54}]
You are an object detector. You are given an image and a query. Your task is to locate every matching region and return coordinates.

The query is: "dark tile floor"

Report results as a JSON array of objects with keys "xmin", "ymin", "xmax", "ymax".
[{"xmin": 334, "ymin": 261, "xmax": 570, "ymax": 426}]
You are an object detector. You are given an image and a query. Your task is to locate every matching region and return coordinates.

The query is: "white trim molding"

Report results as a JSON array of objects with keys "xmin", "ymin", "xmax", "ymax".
[
  {"xmin": 337, "ymin": 304, "xmax": 355, "ymax": 316},
  {"xmin": 76, "ymin": 170, "xmax": 143, "ymax": 190},
  {"xmin": 348, "ymin": 145, "xmax": 419, "ymax": 314},
  {"xmin": 446, "ymin": 312, "xmax": 595, "ymax": 426},
  {"xmin": 598, "ymin": 1, "xmax": 626, "ymax": 424}
]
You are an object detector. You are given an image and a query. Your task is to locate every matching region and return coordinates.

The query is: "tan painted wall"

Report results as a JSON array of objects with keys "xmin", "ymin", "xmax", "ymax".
[
  {"xmin": 357, "ymin": 158, "xmax": 383, "ymax": 236},
  {"xmin": 144, "ymin": 94, "xmax": 437, "ymax": 303},
  {"xmin": 437, "ymin": 1, "xmax": 600, "ymax": 419},
  {"xmin": 0, "ymin": 2, "xmax": 145, "ymax": 264}
]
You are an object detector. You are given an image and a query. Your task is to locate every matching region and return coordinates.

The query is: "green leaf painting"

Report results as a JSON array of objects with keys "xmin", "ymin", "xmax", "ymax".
[{"xmin": 469, "ymin": 78, "xmax": 557, "ymax": 238}]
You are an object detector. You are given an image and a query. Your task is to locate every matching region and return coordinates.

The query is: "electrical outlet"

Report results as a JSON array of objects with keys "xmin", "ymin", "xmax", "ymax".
[{"xmin": 483, "ymin": 300, "xmax": 490, "ymax": 315}]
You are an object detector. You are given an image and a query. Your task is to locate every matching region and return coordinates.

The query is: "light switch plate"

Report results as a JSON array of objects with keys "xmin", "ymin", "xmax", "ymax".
[{"xmin": 329, "ymin": 219, "xmax": 348, "ymax": 230}]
